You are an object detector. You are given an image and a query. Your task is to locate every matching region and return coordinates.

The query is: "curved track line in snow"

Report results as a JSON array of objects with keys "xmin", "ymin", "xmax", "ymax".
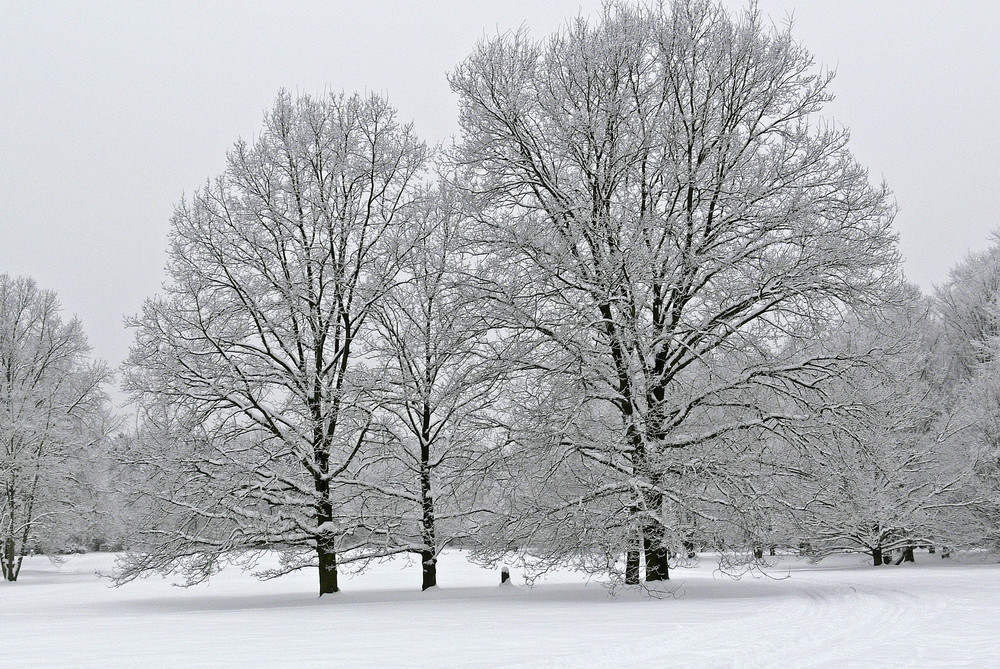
[{"xmin": 523, "ymin": 567, "xmax": 988, "ymax": 669}]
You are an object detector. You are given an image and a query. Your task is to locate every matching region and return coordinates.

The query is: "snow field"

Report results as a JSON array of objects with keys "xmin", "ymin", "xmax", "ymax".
[{"xmin": 1, "ymin": 550, "xmax": 998, "ymax": 668}]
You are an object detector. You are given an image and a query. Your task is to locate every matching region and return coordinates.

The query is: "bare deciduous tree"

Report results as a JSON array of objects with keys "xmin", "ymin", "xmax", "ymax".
[
  {"xmin": 365, "ymin": 185, "xmax": 507, "ymax": 589},
  {"xmin": 450, "ymin": 0, "xmax": 899, "ymax": 581},
  {"xmin": 120, "ymin": 91, "xmax": 427, "ymax": 595},
  {"xmin": 935, "ymin": 231, "xmax": 1000, "ymax": 383},
  {"xmin": 789, "ymin": 295, "xmax": 980, "ymax": 566},
  {"xmin": 0, "ymin": 275, "xmax": 111, "ymax": 581},
  {"xmin": 932, "ymin": 233, "xmax": 1000, "ymax": 551}
]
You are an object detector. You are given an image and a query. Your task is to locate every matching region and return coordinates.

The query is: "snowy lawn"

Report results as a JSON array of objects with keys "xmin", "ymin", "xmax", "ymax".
[{"xmin": 1, "ymin": 550, "xmax": 997, "ymax": 668}]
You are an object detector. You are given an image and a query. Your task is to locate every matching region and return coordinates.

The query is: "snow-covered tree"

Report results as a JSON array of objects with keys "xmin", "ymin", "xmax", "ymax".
[
  {"xmin": 0, "ymin": 275, "xmax": 112, "ymax": 581},
  {"xmin": 948, "ymin": 358, "xmax": 1000, "ymax": 551},
  {"xmin": 449, "ymin": 0, "xmax": 899, "ymax": 581},
  {"xmin": 790, "ymin": 293, "xmax": 981, "ymax": 565},
  {"xmin": 119, "ymin": 91, "xmax": 427, "ymax": 595},
  {"xmin": 364, "ymin": 184, "xmax": 508, "ymax": 589},
  {"xmin": 934, "ymin": 232, "xmax": 1000, "ymax": 384},
  {"xmin": 932, "ymin": 232, "xmax": 1000, "ymax": 551}
]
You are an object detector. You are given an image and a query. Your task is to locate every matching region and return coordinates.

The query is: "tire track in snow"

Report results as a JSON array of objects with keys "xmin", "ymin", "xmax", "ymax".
[{"xmin": 519, "ymin": 572, "xmax": 936, "ymax": 668}]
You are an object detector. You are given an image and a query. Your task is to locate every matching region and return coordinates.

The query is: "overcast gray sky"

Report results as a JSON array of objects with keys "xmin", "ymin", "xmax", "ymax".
[{"xmin": 2, "ymin": 1, "xmax": 998, "ymax": 371}]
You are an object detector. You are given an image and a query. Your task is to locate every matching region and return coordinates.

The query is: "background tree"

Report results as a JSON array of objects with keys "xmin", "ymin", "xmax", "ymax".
[
  {"xmin": 0, "ymin": 275, "xmax": 112, "ymax": 581},
  {"xmin": 932, "ymin": 232, "xmax": 1000, "ymax": 551},
  {"xmin": 789, "ymin": 294, "xmax": 980, "ymax": 566},
  {"xmin": 450, "ymin": 0, "xmax": 899, "ymax": 582},
  {"xmin": 120, "ymin": 91, "xmax": 427, "ymax": 595},
  {"xmin": 934, "ymin": 232, "xmax": 1000, "ymax": 384}
]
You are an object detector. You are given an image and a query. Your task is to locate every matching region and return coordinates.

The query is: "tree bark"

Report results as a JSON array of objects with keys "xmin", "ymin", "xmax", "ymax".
[
  {"xmin": 637, "ymin": 485, "xmax": 670, "ymax": 581},
  {"xmin": 315, "ymin": 475, "xmax": 339, "ymax": 595},
  {"xmin": 682, "ymin": 526, "xmax": 697, "ymax": 558},
  {"xmin": 419, "ymin": 402, "xmax": 437, "ymax": 591},
  {"xmin": 643, "ymin": 526, "xmax": 670, "ymax": 581},
  {"xmin": 903, "ymin": 546, "xmax": 915, "ymax": 562},
  {"xmin": 313, "ymin": 395, "xmax": 339, "ymax": 596},
  {"xmin": 420, "ymin": 548, "xmax": 437, "ymax": 591},
  {"xmin": 317, "ymin": 537, "xmax": 339, "ymax": 595},
  {"xmin": 419, "ymin": 485, "xmax": 437, "ymax": 590},
  {"xmin": 2, "ymin": 536, "xmax": 16, "ymax": 581},
  {"xmin": 625, "ymin": 550, "xmax": 641, "ymax": 585},
  {"xmin": 314, "ymin": 444, "xmax": 339, "ymax": 595},
  {"xmin": 872, "ymin": 546, "xmax": 883, "ymax": 566},
  {"xmin": 644, "ymin": 537, "xmax": 671, "ymax": 581}
]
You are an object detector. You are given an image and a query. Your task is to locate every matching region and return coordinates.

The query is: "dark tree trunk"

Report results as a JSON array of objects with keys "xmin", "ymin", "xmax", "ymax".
[
  {"xmin": 928, "ymin": 545, "xmax": 935, "ymax": 554},
  {"xmin": 753, "ymin": 545, "xmax": 764, "ymax": 560},
  {"xmin": 314, "ymin": 449, "xmax": 339, "ymax": 595},
  {"xmin": 421, "ymin": 548, "xmax": 437, "ymax": 591},
  {"xmin": 313, "ymin": 482, "xmax": 339, "ymax": 594},
  {"xmin": 312, "ymin": 397, "xmax": 339, "ymax": 595},
  {"xmin": 643, "ymin": 533, "xmax": 670, "ymax": 581},
  {"xmin": 872, "ymin": 546, "xmax": 883, "ymax": 566},
  {"xmin": 903, "ymin": 546, "xmax": 915, "ymax": 563},
  {"xmin": 769, "ymin": 545, "xmax": 776, "ymax": 557},
  {"xmin": 638, "ymin": 487, "xmax": 670, "ymax": 581},
  {"xmin": 625, "ymin": 550, "xmax": 641, "ymax": 585},
  {"xmin": 317, "ymin": 538, "xmax": 339, "ymax": 595},
  {"xmin": 682, "ymin": 536, "xmax": 696, "ymax": 559},
  {"xmin": 2, "ymin": 536, "xmax": 16, "ymax": 581},
  {"xmin": 419, "ymin": 403, "xmax": 437, "ymax": 591}
]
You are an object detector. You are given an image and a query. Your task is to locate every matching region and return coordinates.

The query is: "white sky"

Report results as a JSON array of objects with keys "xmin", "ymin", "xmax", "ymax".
[{"xmin": 2, "ymin": 1, "xmax": 998, "ymax": 370}]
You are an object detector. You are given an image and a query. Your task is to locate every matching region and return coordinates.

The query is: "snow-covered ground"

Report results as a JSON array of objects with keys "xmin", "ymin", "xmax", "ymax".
[{"xmin": 1, "ymin": 550, "xmax": 997, "ymax": 667}]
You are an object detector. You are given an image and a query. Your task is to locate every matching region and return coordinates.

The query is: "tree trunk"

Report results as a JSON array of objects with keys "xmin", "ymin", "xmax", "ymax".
[
  {"xmin": 312, "ymin": 404, "xmax": 339, "ymax": 595},
  {"xmin": 643, "ymin": 531, "xmax": 670, "ymax": 581},
  {"xmin": 314, "ymin": 471, "xmax": 339, "ymax": 595},
  {"xmin": 639, "ymin": 490, "xmax": 670, "ymax": 581},
  {"xmin": 625, "ymin": 549, "xmax": 641, "ymax": 585},
  {"xmin": 419, "ymin": 405, "xmax": 437, "ymax": 591},
  {"xmin": 903, "ymin": 546, "xmax": 915, "ymax": 563},
  {"xmin": 872, "ymin": 546, "xmax": 883, "ymax": 566},
  {"xmin": 419, "ymin": 486, "xmax": 437, "ymax": 591},
  {"xmin": 420, "ymin": 547, "xmax": 437, "ymax": 591},
  {"xmin": 769, "ymin": 545, "xmax": 776, "ymax": 557},
  {"xmin": 3, "ymin": 491, "xmax": 22, "ymax": 581},
  {"xmin": 317, "ymin": 538, "xmax": 338, "ymax": 595},
  {"xmin": 682, "ymin": 536, "xmax": 696, "ymax": 559},
  {"xmin": 753, "ymin": 545, "xmax": 764, "ymax": 560},
  {"xmin": 2, "ymin": 536, "xmax": 16, "ymax": 581}
]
